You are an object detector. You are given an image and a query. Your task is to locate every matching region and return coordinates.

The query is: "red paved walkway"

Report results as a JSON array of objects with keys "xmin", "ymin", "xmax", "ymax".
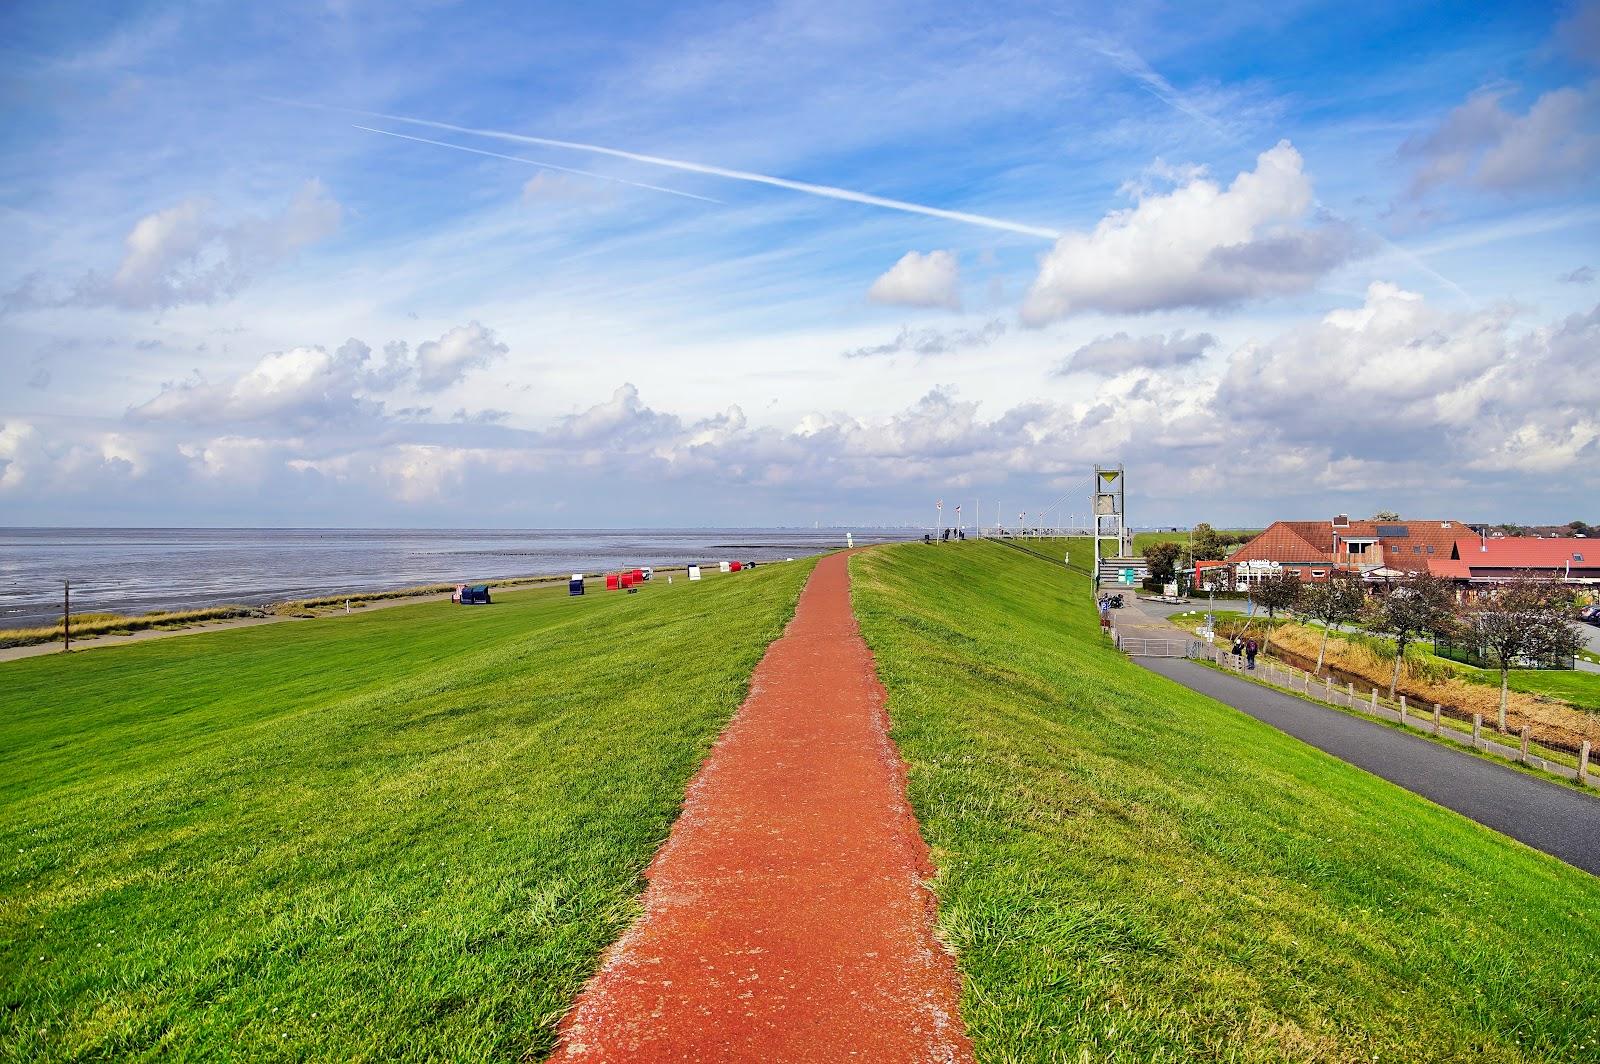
[{"xmin": 551, "ymin": 551, "xmax": 971, "ymax": 1062}]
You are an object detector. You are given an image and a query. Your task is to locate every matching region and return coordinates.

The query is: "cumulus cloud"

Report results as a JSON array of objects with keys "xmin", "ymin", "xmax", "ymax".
[
  {"xmin": 1401, "ymin": 84, "xmax": 1600, "ymax": 197},
  {"xmin": 545, "ymin": 383, "xmax": 681, "ymax": 445},
  {"xmin": 414, "ymin": 321, "xmax": 508, "ymax": 391},
  {"xmin": 1559, "ymin": 265, "xmax": 1595, "ymax": 284},
  {"xmin": 1021, "ymin": 142, "xmax": 1363, "ymax": 323},
  {"xmin": 1057, "ymin": 330, "xmax": 1216, "ymax": 375},
  {"xmin": 867, "ymin": 250, "xmax": 960, "ymax": 309},
  {"xmin": 67, "ymin": 180, "xmax": 342, "ymax": 310},
  {"xmin": 842, "ymin": 319, "xmax": 1005, "ymax": 359},
  {"xmin": 1218, "ymin": 282, "xmax": 1600, "ymax": 470},
  {"xmin": 129, "ymin": 323, "xmax": 507, "ymax": 425}
]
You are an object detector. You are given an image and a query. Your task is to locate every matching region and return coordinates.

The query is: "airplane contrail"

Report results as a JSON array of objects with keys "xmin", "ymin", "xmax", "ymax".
[
  {"xmin": 353, "ymin": 125, "xmax": 723, "ymax": 204},
  {"xmin": 361, "ymin": 110, "xmax": 1064, "ymax": 240}
]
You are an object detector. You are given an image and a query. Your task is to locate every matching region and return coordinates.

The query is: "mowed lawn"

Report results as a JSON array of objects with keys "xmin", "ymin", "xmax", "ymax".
[
  {"xmin": 0, "ymin": 560, "xmax": 815, "ymax": 1061},
  {"xmin": 852, "ymin": 541, "xmax": 1600, "ymax": 1063}
]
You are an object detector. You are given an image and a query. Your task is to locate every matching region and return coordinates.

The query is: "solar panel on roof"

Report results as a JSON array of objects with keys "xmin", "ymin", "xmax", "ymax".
[{"xmin": 1376, "ymin": 525, "xmax": 1409, "ymax": 537}]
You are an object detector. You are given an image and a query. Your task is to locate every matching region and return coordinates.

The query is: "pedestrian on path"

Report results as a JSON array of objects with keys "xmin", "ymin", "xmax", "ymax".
[{"xmin": 1245, "ymin": 637, "xmax": 1259, "ymax": 671}]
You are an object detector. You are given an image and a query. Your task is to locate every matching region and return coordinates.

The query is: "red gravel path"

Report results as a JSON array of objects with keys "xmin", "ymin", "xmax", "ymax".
[{"xmin": 551, "ymin": 551, "xmax": 971, "ymax": 1062}]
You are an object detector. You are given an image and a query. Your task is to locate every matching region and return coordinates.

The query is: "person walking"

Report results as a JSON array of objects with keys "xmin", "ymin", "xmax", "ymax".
[
  {"xmin": 1245, "ymin": 637, "xmax": 1259, "ymax": 671},
  {"xmin": 1231, "ymin": 634, "xmax": 1244, "ymax": 663}
]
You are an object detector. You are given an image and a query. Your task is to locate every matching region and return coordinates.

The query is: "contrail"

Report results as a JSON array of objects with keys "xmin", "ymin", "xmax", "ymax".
[
  {"xmin": 362, "ymin": 110, "xmax": 1063, "ymax": 239},
  {"xmin": 353, "ymin": 126, "xmax": 723, "ymax": 204}
]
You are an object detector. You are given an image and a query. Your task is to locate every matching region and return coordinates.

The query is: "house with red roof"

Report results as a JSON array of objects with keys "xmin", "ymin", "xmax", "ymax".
[
  {"xmin": 1224, "ymin": 515, "xmax": 1467, "ymax": 587},
  {"xmin": 1429, "ymin": 537, "xmax": 1600, "ymax": 586}
]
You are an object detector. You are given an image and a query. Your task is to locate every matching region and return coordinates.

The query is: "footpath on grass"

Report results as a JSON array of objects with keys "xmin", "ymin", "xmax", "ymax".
[
  {"xmin": 1139, "ymin": 658, "xmax": 1600, "ymax": 874},
  {"xmin": 551, "ymin": 550, "xmax": 971, "ymax": 1062}
]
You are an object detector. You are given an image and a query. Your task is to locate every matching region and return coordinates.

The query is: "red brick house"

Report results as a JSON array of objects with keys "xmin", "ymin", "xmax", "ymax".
[{"xmin": 1226, "ymin": 515, "xmax": 1467, "ymax": 587}]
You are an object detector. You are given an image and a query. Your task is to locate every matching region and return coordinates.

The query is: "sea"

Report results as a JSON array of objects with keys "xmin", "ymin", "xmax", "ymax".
[{"xmin": 0, "ymin": 527, "xmax": 926, "ymax": 627}]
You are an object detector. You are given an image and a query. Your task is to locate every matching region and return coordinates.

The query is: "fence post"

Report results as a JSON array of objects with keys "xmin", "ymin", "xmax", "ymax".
[
  {"xmin": 1369, "ymin": 687, "xmax": 1378, "ymax": 712},
  {"xmin": 1399, "ymin": 695, "xmax": 1407, "ymax": 724},
  {"xmin": 1519, "ymin": 725, "xmax": 1530, "ymax": 764},
  {"xmin": 1325, "ymin": 675, "xmax": 1333, "ymax": 700},
  {"xmin": 1472, "ymin": 714, "xmax": 1482, "ymax": 748},
  {"xmin": 1433, "ymin": 704, "xmax": 1442, "ymax": 736},
  {"xmin": 1347, "ymin": 681, "xmax": 1355, "ymax": 707},
  {"xmin": 1581, "ymin": 740, "xmax": 1592, "ymax": 785}
]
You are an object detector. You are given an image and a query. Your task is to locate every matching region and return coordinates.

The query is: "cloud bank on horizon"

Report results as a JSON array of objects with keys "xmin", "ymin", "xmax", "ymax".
[{"xmin": 2, "ymin": 0, "xmax": 1598, "ymax": 527}]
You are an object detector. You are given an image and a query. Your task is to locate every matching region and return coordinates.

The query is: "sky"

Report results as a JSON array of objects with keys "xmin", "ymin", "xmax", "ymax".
[{"xmin": 1, "ymin": 0, "xmax": 1597, "ymax": 529}]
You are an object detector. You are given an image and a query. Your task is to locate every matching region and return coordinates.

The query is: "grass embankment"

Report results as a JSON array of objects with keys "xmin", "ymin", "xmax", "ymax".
[
  {"xmin": 0, "ymin": 561, "xmax": 815, "ymax": 1060},
  {"xmin": 852, "ymin": 540, "xmax": 1599, "ymax": 1062},
  {"xmin": 1131, "ymin": 529, "xmax": 1259, "ymax": 553},
  {"xmin": 1176, "ymin": 611, "xmax": 1600, "ymax": 750}
]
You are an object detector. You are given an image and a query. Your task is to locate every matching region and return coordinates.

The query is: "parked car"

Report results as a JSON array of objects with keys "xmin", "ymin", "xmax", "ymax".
[{"xmin": 1578, "ymin": 604, "xmax": 1600, "ymax": 625}]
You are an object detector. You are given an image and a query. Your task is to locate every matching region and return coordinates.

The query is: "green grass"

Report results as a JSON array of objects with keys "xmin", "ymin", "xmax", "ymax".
[
  {"xmin": 1132, "ymin": 529, "xmax": 1260, "ymax": 553},
  {"xmin": 1491, "ymin": 669, "xmax": 1600, "ymax": 711},
  {"xmin": 851, "ymin": 540, "xmax": 1599, "ymax": 1062},
  {"xmin": 0, "ymin": 561, "xmax": 815, "ymax": 1061}
]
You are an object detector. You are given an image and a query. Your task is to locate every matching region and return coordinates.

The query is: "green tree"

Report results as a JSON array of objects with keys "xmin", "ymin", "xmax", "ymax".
[
  {"xmin": 1252, "ymin": 570, "xmax": 1303, "ymax": 653},
  {"xmin": 1191, "ymin": 523, "xmax": 1227, "ymax": 562},
  {"xmin": 1460, "ymin": 575, "xmax": 1585, "ymax": 731},
  {"xmin": 1142, "ymin": 541, "xmax": 1182, "ymax": 585},
  {"xmin": 1297, "ymin": 574, "xmax": 1367, "ymax": 673},
  {"xmin": 1367, "ymin": 572, "xmax": 1458, "ymax": 698}
]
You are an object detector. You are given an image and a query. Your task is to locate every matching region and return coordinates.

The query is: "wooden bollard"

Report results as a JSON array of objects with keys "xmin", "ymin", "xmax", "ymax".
[
  {"xmin": 1519, "ymin": 725, "xmax": 1531, "ymax": 764},
  {"xmin": 1399, "ymin": 695, "xmax": 1407, "ymax": 723},
  {"xmin": 1472, "ymin": 713, "xmax": 1482, "ymax": 746},
  {"xmin": 1325, "ymin": 675, "xmax": 1333, "ymax": 700},
  {"xmin": 1303, "ymin": 670, "xmax": 1310, "ymax": 693},
  {"xmin": 1433, "ymin": 704, "xmax": 1442, "ymax": 736},
  {"xmin": 1347, "ymin": 681, "xmax": 1355, "ymax": 706},
  {"xmin": 1369, "ymin": 687, "xmax": 1378, "ymax": 712},
  {"xmin": 1581, "ymin": 740, "xmax": 1592, "ymax": 784}
]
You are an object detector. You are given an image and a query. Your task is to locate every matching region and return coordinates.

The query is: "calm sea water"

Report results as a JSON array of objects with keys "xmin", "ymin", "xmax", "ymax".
[{"xmin": 0, "ymin": 528, "xmax": 923, "ymax": 627}]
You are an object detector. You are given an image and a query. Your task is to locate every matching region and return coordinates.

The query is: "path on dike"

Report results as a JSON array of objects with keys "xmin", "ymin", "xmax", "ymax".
[{"xmin": 551, "ymin": 551, "xmax": 972, "ymax": 1063}]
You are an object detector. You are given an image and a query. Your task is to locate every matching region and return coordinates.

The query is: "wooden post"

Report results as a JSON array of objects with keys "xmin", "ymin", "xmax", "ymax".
[
  {"xmin": 1472, "ymin": 714, "xmax": 1482, "ymax": 747},
  {"xmin": 1369, "ymin": 687, "xmax": 1378, "ymax": 712},
  {"xmin": 1519, "ymin": 725, "xmax": 1530, "ymax": 764},
  {"xmin": 1399, "ymin": 695, "xmax": 1407, "ymax": 724},
  {"xmin": 1325, "ymin": 675, "xmax": 1333, "ymax": 700},
  {"xmin": 1347, "ymin": 681, "xmax": 1355, "ymax": 707},
  {"xmin": 62, "ymin": 580, "xmax": 70, "ymax": 653},
  {"xmin": 1580, "ymin": 740, "xmax": 1591, "ymax": 784},
  {"xmin": 1433, "ymin": 704, "xmax": 1442, "ymax": 736}
]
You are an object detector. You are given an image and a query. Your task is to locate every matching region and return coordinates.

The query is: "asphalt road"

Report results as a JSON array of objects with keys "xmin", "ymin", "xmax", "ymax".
[{"xmin": 1139, "ymin": 657, "xmax": 1600, "ymax": 876}]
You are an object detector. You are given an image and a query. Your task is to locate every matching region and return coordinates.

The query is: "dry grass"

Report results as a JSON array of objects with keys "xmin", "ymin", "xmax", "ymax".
[
  {"xmin": 0, "ymin": 606, "xmax": 262, "ymax": 649},
  {"xmin": 1263, "ymin": 621, "xmax": 1600, "ymax": 752}
]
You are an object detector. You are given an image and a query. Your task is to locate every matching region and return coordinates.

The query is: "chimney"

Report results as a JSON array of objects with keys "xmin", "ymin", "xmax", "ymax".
[{"xmin": 1332, "ymin": 513, "xmax": 1349, "ymax": 528}]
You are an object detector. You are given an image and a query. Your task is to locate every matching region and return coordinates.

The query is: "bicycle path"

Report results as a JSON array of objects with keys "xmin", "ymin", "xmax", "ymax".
[{"xmin": 1139, "ymin": 657, "xmax": 1600, "ymax": 875}]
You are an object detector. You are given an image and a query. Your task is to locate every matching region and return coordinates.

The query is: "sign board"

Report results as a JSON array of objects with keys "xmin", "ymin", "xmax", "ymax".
[
  {"xmin": 1121, "ymin": 568, "xmax": 1136, "ymax": 584},
  {"xmin": 1164, "ymin": 582, "xmax": 1178, "ymax": 597},
  {"xmin": 1242, "ymin": 560, "xmax": 1282, "ymax": 571}
]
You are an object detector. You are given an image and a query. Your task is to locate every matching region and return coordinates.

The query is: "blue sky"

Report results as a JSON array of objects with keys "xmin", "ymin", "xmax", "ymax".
[{"xmin": 2, "ymin": 0, "xmax": 1597, "ymax": 528}]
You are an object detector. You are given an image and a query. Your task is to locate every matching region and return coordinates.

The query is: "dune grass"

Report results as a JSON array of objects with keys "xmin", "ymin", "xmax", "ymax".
[
  {"xmin": 0, "ymin": 561, "xmax": 815, "ymax": 1061},
  {"xmin": 0, "ymin": 606, "xmax": 263, "ymax": 649},
  {"xmin": 852, "ymin": 540, "xmax": 1600, "ymax": 1062}
]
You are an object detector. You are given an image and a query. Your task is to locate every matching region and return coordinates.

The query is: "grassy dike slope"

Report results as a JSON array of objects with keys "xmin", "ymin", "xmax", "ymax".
[
  {"xmin": 0, "ymin": 561, "xmax": 815, "ymax": 1061},
  {"xmin": 852, "ymin": 541, "xmax": 1599, "ymax": 1062}
]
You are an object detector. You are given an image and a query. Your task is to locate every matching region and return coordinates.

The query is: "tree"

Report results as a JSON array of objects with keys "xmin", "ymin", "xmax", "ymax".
[
  {"xmin": 1252, "ymin": 570, "xmax": 1303, "ymax": 653},
  {"xmin": 1367, "ymin": 572, "xmax": 1458, "ymax": 698},
  {"xmin": 1370, "ymin": 510, "xmax": 1401, "ymax": 522},
  {"xmin": 1297, "ymin": 574, "xmax": 1366, "ymax": 673},
  {"xmin": 1143, "ymin": 541, "xmax": 1182, "ymax": 585},
  {"xmin": 1190, "ymin": 522, "xmax": 1227, "ymax": 562},
  {"xmin": 1460, "ymin": 575, "xmax": 1585, "ymax": 731}
]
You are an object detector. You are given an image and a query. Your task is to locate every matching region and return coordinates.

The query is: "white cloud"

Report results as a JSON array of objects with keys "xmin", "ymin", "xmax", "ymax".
[
  {"xmin": 129, "ymin": 323, "xmax": 507, "ymax": 425},
  {"xmin": 1058, "ymin": 330, "xmax": 1216, "ymax": 375},
  {"xmin": 1401, "ymin": 84, "xmax": 1600, "ymax": 197},
  {"xmin": 415, "ymin": 321, "xmax": 509, "ymax": 392},
  {"xmin": 867, "ymin": 250, "xmax": 961, "ymax": 309},
  {"xmin": 1021, "ymin": 142, "xmax": 1361, "ymax": 323},
  {"xmin": 1559, "ymin": 265, "xmax": 1595, "ymax": 284},
  {"xmin": 842, "ymin": 319, "xmax": 1005, "ymax": 359},
  {"xmin": 74, "ymin": 180, "xmax": 342, "ymax": 310}
]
